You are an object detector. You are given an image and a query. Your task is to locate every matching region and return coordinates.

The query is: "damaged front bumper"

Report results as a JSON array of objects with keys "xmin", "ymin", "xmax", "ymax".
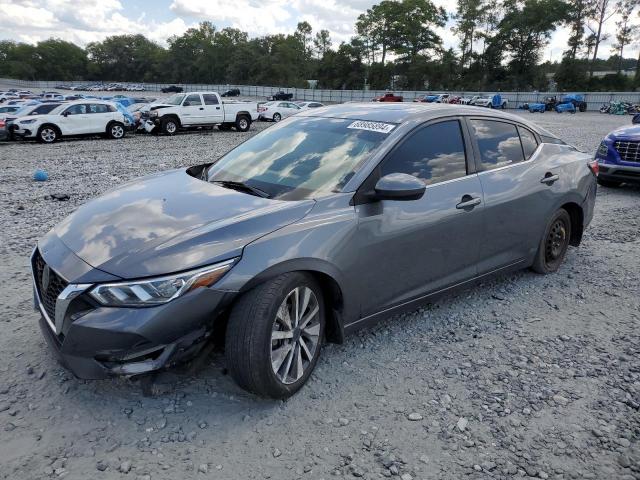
[{"xmin": 31, "ymin": 247, "xmax": 236, "ymax": 379}]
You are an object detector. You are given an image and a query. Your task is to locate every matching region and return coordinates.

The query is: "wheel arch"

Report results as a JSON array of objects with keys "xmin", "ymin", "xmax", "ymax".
[
  {"xmin": 239, "ymin": 259, "xmax": 347, "ymax": 344},
  {"xmin": 160, "ymin": 114, "xmax": 181, "ymax": 127},
  {"xmin": 560, "ymin": 201, "xmax": 584, "ymax": 246},
  {"xmin": 235, "ymin": 111, "xmax": 251, "ymax": 120},
  {"xmin": 38, "ymin": 122, "xmax": 62, "ymax": 136}
]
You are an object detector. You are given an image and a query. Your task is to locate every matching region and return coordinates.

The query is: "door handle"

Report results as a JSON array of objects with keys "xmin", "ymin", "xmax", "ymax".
[
  {"xmin": 456, "ymin": 195, "xmax": 481, "ymax": 210},
  {"xmin": 199, "ymin": 107, "xmax": 204, "ymax": 110},
  {"xmin": 216, "ymin": 107, "xmax": 220, "ymax": 110},
  {"xmin": 540, "ymin": 173, "xmax": 559, "ymax": 185}
]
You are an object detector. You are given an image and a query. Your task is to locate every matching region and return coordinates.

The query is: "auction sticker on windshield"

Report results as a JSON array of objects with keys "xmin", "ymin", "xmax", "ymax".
[{"xmin": 347, "ymin": 121, "xmax": 396, "ymax": 133}]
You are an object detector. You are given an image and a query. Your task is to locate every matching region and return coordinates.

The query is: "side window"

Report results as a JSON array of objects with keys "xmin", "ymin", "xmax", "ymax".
[
  {"xmin": 380, "ymin": 120, "xmax": 468, "ymax": 186},
  {"xmin": 183, "ymin": 94, "xmax": 202, "ymax": 106},
  {"xmin": 203, "ymin": 94, "xmax": 219, "ymax": 105},
  {"xmin": 64, "ymin": 104, "xmax": 87, "ymax": 115},
  {"xmin": 470, "ymin": 119, "xmax": 524, "ymax": 170},
  {"xmin": 518, "ymin": 126, "xmax": 538, "ymax": 159},
  {"xmin": 88, "ymin": 104, "xmax": 109, "ymax": 114}
]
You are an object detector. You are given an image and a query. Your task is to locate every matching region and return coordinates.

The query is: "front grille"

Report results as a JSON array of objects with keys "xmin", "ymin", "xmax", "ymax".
[
  {"xmin": 33, "ymin": 250, "xmax": 68, "ymax": 321},
  {"xmin": 614, "ymin": 141, "xmax": 640, "ymax": 163}
]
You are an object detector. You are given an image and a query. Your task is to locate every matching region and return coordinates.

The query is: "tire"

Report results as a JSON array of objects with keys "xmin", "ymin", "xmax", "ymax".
[
  {"xmin": 106, "ymin": 122, "xmax": 125, "ymax": 139},
  {"xmin": 597, "ymin": 178, "xmax": 622, "ymax": 188},
  {"xmin": 531, "ymin": 209, "xmax": 572, "ymax": 274},
  {"xmin": 579, "ymin": 103, "xmax": 587, "ymax": 112},
  {"xmin": 161, "ymin": 117, "xmax": 178, "ymax": 135},
  {"xmin": 218, "ymin": 123, "xmax": 232, "ymax": 131},
  {"xmin": 235, "ymin": 115, "xmax": 251, "ymax": 132},
  {"xmin": 272, "ymin": 113, "xmax": 282, "ymax": 122},
  {"xmin": 37, "ymin": 125, "xmax": 59, "ymax": 144},
  {"xmin": 225, "ymin": 272, "xmax": 325, "ymax": 398}
]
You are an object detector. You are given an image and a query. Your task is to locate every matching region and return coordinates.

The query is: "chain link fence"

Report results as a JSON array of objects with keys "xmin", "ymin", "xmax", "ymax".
[{"xmin": 3, "ymin": 78, "xmax": 640, "ymax": 111}]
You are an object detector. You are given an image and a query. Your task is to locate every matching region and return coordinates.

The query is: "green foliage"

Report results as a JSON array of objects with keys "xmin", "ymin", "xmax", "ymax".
[{"xmin": 0, "ymin": 0, "xmax": 639, "ymax": 92}]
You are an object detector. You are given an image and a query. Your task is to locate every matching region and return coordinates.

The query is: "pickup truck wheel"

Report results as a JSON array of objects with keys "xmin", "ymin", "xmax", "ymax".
[
  {"xmin": 225, "ymin": 272, "xmax": 325, "ymax": 398},
  {"xmin": 161, "ymin": 117, "xmax": 178, "ymax": 135},
  {"xmin": 107, "ymin": 122, "xmax": 125, "ymax": 139},
  {"xmin": 235, "ymin": 116, "xmax": 251, "ymax": 132},
  {"xmin": 272, "ymin": 113, "xmax": 282, "ymax": 122}
]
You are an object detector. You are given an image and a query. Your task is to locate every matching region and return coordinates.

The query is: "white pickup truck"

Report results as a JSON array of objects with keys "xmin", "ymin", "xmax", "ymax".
[{"xmin": 143, "ymin": 91, "xmax": 259, "ymax": 134}]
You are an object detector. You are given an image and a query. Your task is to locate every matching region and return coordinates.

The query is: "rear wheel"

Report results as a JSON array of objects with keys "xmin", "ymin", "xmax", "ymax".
[
  {"xmin": 225, "ymin": 272, "xmax": 325, "ymax": 398},
  {"xmin": 235, "ymin": 115, "xmax": 251, "ymax": 132},
  {"xmin": 272, "ymin": 113, "xmax": 282, "ymax": 122},
  {"xmin": 161, "ymin": 117, "xmax": 178, "ymax": 135},
  {"xmin": 597, "ymin": 178, "xmax": 622, "ymax": 188},
  {"xmin": 107, "ymin": 122, "xmax": 125, "ymax": 139},
  {"xmin": 531, "ymin": 209, "xmax": 571, "ymax": 274},
  {"xmin": 37, "ymin": 125, "xmax": 58, "ymax": 144}
]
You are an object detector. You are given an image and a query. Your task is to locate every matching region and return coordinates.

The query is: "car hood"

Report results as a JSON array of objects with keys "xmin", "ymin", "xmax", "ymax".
[
  {"xmin": 49, "ymin": 169, "xmax": 315, "ymax": 279},
  {"xmin": 606, "ymin": 125, "xmax": 640, "ymax": 141}
]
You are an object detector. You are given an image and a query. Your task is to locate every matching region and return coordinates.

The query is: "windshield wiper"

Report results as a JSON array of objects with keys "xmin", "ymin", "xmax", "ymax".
[{"xmin": 211, "ymin": 180, "xmax": 271, "ymax": 198}]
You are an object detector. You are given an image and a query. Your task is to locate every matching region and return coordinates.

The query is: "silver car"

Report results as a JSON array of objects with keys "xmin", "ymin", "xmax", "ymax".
[{"xmin": 32, "ymin": 103, "xmax": 597, "ymax": 398}]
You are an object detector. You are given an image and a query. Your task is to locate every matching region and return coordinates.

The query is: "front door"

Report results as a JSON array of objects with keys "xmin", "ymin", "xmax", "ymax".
[{"xmin": 354, "ymin": 119, "xmax": 485, "ymax": 317}]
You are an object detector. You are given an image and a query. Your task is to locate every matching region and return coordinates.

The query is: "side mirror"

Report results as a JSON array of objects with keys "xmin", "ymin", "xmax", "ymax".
[
  {"xmin": 373, "ymin": 173, "xmax": 426, "ymax": 201},
  {"xmin": 62, "ymin": 111, "xmax": 69, "ymax": 117}
]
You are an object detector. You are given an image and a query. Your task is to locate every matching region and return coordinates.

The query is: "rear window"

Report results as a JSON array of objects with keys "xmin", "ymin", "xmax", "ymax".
[{"xmin": 470, "ymin": 119, "xmax": 525, "ymax": 170}]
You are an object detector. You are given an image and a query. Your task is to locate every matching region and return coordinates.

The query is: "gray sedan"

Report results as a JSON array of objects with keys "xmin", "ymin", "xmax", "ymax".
[{"xmin": 31, "ymin": 103, "xmax": 597, "ymax": 398}]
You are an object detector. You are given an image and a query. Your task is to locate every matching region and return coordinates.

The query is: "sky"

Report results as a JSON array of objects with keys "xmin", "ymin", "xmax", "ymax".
[{"xmin": 0, "ymin": 0, "xmax": 637, "ymax": 66}]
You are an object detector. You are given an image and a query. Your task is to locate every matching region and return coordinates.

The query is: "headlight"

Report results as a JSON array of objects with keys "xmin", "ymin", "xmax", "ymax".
[
  {"xmin": 597, "ymin": 142, "xmax": 608, "ymax": 156},
  {"xmin": 21, "ymin": 119, "xmax": 37, "ymax": 124},
  {"xmin": 89, "ymin": 259, "xmax": 236, "ymax": 307}
]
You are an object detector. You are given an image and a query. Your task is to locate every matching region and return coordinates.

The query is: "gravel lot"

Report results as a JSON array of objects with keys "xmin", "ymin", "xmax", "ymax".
[{"xmin": 0, "ymin": 111, "xmax": 639, "ymax": 480}]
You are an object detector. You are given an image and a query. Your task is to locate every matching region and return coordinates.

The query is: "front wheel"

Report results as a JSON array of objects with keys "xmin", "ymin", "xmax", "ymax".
[
  {"xmin": 161, "ymin": 117, "xmax": 178, "ymax": 135},
  {"xmin": 107, "ymin": 122, "xmax": 125, "ymax": 139},
  {"xmin": 37, "ymin": 125, "xmax": 58, "ymax": 143},
  {"xmin": 531, "ymin": 209, "xmax": 571, "ymax": 274},
  {"xmin": 225, "ymin": 272, "xmax": 325, "ymax": 398}
]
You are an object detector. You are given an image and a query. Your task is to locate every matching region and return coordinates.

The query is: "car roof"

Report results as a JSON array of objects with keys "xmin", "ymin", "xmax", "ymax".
[{"xmin": 299, "ymin": 102, "xmax": 554, "ymax": 137}]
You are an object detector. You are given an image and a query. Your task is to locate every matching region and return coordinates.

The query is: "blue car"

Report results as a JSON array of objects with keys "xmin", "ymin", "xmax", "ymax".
[{"xmin": 595, "ymin": 125, "xmax": 640, "ymax": 187}]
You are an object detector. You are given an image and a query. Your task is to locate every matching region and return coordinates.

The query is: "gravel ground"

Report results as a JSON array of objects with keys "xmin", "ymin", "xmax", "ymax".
[{"xmin": 0, "ymin": 111, "xmax": 639, "ymax": 480}]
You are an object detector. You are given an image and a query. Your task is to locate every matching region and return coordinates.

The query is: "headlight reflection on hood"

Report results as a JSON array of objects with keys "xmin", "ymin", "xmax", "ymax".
[{"xmin": 89, "ymin": 259, "xmax": 236, "ymax": 307}]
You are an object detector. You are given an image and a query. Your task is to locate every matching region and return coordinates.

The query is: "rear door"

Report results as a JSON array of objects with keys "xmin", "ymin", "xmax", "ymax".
[
  {"xmin": 201, "ymin": 93, "xmax": 224, "ymax": 124},
  {"xmin": 181, "ymin": 93, "xmax": 205, "ymax": 124},
  {"xmin": 355, "ymin": 118, "xmax": 485, "ymax": 317},
  {"xmin": 467, "ymin": 117, "xmax": 552, "ymax": 273}
]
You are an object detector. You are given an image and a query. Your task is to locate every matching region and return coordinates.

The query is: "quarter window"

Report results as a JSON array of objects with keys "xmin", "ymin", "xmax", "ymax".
[
  {"xmin": 380, "ymin": 120, "xmax": 468, "ymax": 186},
  {"xmin": 470, "ymin": 120, "xmax": 524, "ymax": 170},
  {"xmin": 518, "ymin": 127, "xmax": 538, "ymax": 159},
  {"xmin": 183, "ymin": 94, "xmax": 202, "ymax": 106},
  {"xmin": 203, "ymin": 94, "xmax": 219, "ymax": 105}
]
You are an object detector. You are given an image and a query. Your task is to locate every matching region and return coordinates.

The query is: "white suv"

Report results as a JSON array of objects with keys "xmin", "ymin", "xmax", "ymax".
[{"xmin": 12, "ymin": 100, "xmax": 126, "ymax": 143}]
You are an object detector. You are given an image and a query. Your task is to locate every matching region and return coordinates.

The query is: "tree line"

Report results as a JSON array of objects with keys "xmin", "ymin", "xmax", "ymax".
[{"xmin": 0, "ymin": 0, "xmax": 639, "ymax": 91}]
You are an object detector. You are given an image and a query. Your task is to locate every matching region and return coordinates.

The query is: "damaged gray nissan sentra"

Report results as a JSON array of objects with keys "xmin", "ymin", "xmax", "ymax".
[{"xmin": 32, "ymin": 103, "xmax": 597, "ymax": 398}]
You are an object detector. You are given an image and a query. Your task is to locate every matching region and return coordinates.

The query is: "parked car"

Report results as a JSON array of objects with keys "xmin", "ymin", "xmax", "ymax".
[
  {"xmin": 268, "ymin": 91, "xmax": 294, "ymax": 101},
  {"xmin": 472, "ymin": 94, "xmax": 508, "ymax": 109},
  {"xmin": 460, "ymin": 95, "xmax": 480, "ymax": 105},
  {"xmin": 0, "ymin": 105, "xmax": 22, "ymax": 116},
  {"xmin": 413, "ymin": 94, "xmax": 439, "ymax": 103},
  {"xmin": 595, "ymin": 124, "xmax": 640, "ymax": 187},
  {"xmin": 10, "ymin": 100, "xmax": 126, "ymax": 143},
  {"xmin": 143, "ymin": 92, "xmax": 259, "ymax": 133},
  {"xmin": 373, "ymin": 92, "xmax": 403, "ymax": 102},
  {"xmin": 31, "ymin": 103, "xmax": 597, "ymax": 398},
  {"xmin": 221, "ymin": 88, "xmax": 241, "ymax": 97},
  {"xmin": 258, "ymin": 101, "xmax": 302, "ymax": 121},
  {"xmin": 161, "ymin": 85, "xmax": 184, "ymax": 93},
  {"xmin": 0, "ymin": 118, "xmax": 7, "ymax": 141},
  {"xmin": 295, "ymin": 101, "xmax": 325, "ymax": 109},
  {"xmin": 5, "ymin": 103, "xmax": 64, "ymax": 134},
  {"xmin": 0, "ymin": 92, "xmax": 20, "ymax": 103}
]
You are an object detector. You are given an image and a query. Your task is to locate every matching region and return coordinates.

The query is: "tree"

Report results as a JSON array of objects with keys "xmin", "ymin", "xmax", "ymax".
[
  {"xmin": 587, "ymin": 0, "xmax": 617, "ymax": 76},
  {"xmin": 88, "ymin": 34, "xmax": 165, "ymax": 82},
  {"xmin": 453, "ymin": 0, "xmax": 485, "ymax": 67},
  {"xmin": 564, "ymin": 0, "xmax": 596, "ymax": 60},
  {"xmin": 313, "ymin": 30, "xmax": 332, "ymax": 58},
  {"xmin": 34, "ymin": 39, "xmax": 87, "ymax": 80},
  {"xmin": 611, "ymin": 0, "xmax": 638, "ymax": 72},
  {"xmin": 356, "ymin": 1, "xmax": 400, "ymax": 65}
]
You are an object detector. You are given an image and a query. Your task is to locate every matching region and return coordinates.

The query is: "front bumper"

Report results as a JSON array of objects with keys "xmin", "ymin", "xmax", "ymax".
[
  {"xmin": 598, "ymin": 162, "xmax": 640, "ymax": 184},
  {"xmin": 31, "ymin": 248, "xmax": 236, "ymax": 379}
]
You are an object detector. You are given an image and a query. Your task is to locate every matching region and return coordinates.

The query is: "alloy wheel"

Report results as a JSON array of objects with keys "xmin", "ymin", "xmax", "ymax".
[
  {"xmin": 166, "ymin": 121, "xmax": 177, "ymax": 134},
  {"xmin": 111, "ymin": 125, "xmax": 124, "ymax": 138},
  {"xmin": 270, "ymin": 286, "xmax": 321, "ymax": 385},
  {"xmin": 238, "ymin": 118, "xmax": 248, "ymax": 130},
  {"xmin": 41, "ymin": 128, "xmax": 56, "ymax": 142}
]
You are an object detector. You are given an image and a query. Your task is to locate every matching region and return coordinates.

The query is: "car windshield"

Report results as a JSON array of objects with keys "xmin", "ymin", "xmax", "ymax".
[
  {"xmin": 206, "ymin": 116, "xmax": 392, "ymax": 200},
  {"xmin": 164, "ymin": 94, "xmax": 185, "ymax": 105}
]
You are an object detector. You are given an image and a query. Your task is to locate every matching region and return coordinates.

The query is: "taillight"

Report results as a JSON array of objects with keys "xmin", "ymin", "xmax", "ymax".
[
  {"xmin": 0, "ymin": 120, "xmax": 5, "ymax": 129},
  {"xmin": 588, "ymin": 159, "xmax": 599, "ymax": 176}
]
